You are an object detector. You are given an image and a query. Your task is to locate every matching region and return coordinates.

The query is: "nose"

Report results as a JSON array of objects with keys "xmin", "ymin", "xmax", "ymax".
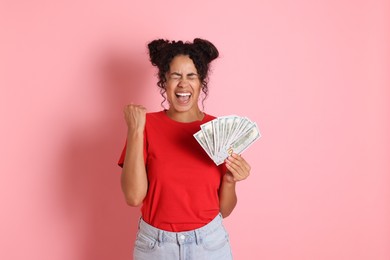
[{"xmin": 178, "ymin": 78, "xmax": 189, "ymax": 87}]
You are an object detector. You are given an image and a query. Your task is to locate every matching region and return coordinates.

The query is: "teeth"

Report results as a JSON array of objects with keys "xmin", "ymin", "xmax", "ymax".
[{"xmin": 176, "ymin": 93, "xmax": 191, "ymax": 97}]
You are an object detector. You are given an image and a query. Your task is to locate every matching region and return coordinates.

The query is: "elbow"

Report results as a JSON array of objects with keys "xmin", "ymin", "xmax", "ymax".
[
  {"xmin": 126, "ymin": 200, "xmax": 143, "ymax": 207},
  {"xmin": 120, "ymin": 174, "xmax": 147, "ymax": 207},
  {"xmin": 219, "ymin": 199, "xmax": 237, "ymax": 218},
  {"xmin": 122, "ymin": 186, "xmax": 145, "ymax": 207},
  {"xmin": 124, "ymin": 195, "xmax": 143, "ymax": 207},
  {"xmin": 220, "ymin": 210, "xmax": 232, "ymax": 219}
]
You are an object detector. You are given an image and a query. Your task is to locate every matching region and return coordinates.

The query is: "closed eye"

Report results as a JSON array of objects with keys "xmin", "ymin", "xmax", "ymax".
[
  {"xmin": 187, "ymin": 73, "xmax": 199, "ymax": 80},
  {"xmin": 169, "ymin": 72, "xmax": 182, "ymax": 80}
]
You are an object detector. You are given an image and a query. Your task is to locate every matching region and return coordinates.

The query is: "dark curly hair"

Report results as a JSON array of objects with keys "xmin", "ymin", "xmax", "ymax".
[{"xmin": 147, "ymin": 38, "xmax": 219, "ymax": 108}]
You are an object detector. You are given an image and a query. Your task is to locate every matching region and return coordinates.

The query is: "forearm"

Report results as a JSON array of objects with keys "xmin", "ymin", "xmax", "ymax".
[
  {"xmin": 218, "ymin": 177, "xmax": 237, "ymax": 218},
  {"xmin": 121, "ymin": 130, "xmax": 148, "ymax": 207}
]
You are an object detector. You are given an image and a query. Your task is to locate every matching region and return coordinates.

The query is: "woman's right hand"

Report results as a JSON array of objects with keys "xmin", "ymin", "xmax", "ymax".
[{"xmin": 123, "ymin": 104, "xmax": 146, "ymax": 133}]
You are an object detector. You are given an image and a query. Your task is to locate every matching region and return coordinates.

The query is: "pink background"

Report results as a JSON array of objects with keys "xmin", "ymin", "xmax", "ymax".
[{"xmin": 1, "ymin": 0, "xmax": 389, "ymax": 259}]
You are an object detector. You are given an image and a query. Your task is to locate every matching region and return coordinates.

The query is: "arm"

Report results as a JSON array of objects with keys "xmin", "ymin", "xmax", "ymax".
[
  {"xmin": 219, "ymin": 153, "xmax": 251, "ymax": 218},
  {"xmin": 121, "ymin": 104, "xmax": 148, "ymax": 207},
  {"xmin": 219, "ymin": 176, "xmax": 237, "ymax": 218}
]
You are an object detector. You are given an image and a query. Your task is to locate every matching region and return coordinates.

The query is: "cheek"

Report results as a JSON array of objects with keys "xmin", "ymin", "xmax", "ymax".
[
  {"xmin": 192, "ymin": 81, "xmax": 202, "ymax": 92},
  {"xmin": 166, "ymin": 90, "xmax": 175, "ymax": 101},
  {"xmin": 164, "ymin": 83, "xmax": 175, "ymax": 95}
]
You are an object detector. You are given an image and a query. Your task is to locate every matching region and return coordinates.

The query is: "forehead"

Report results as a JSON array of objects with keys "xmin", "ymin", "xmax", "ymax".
[{"xmin": 169, "ymin": 55, "xmax": 197, "ymax": 73}]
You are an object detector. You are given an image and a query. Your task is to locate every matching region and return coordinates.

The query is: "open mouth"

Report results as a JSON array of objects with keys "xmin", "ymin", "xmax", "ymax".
[{"xmin": 175, "ymin": 92, "xmax": 191, "ymax": 103}]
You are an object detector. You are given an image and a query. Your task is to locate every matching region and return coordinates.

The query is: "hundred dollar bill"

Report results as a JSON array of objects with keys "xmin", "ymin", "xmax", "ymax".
[
  {"xmin": 213, "ymin": 149, "xmax": 230, "ymax": 165},
  {"xmin": 194, "ymin": 115, "xmax": 261, "ymax": 165},
  {"xmin": 218, "ymin": 117, "xmax": 226, "ymax": 155},
  {"xmin": 225, "ymin": 123, "xmax": 261, "ymax": 156},
  {"xmin": 222, "ymin": 115, "xmax": 238, "ymax": 148},
  {"xmin": 227, "ymin": 116, "xmax": 246, "ymax": 146},
  {"xmin": 212, "ymin": 119, "xmax": 219, "ymax": 157},
  {"xmin": 193, "ymin": 131, "xmax": 213, "ymax": 159},
  {"xmin": 213, "ymin": 123, "xmax": 260, "ymax": 165},
  {"xmin": 200, "ymin": 121, "xmax": 215, "ymax": 156},
  {"xmin": 230, "ymin": 117, "xmax": 252, "ymax": 142}
]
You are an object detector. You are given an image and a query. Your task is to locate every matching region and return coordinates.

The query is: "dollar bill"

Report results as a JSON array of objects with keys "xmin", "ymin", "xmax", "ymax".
[
  {"xmin": 225, "ymin": 123, "xmax": 261, "ymax": 156},
  {"xmin": 200, "ymin": 121, "xmax": 214, "ymax": 156},
  {"xmin": 193, "ymin": 130, "xmax": 213, "ymax": 159},
  {"xmin": 194, "ymin": 115, "xmax": 261, "ymax": 165},
  {"xmin": 212, "ymin": 119, "xmax": 219, "ymax": 157}
]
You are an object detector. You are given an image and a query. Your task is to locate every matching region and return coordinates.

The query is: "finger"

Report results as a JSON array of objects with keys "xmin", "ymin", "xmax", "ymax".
[
  {"xmin": 123, "ymin": 105, "xmax": 147, "ymax": 127},
  {"xmin": 124, "ymin": 104, "xmax": 146, "ymax": 113},
  {"xmin": 226, "ymin": 165, "xmax": 245, "ymax": 182},
  {"xmin": 231, "ymin": 154, "xmax": 251, "ymax": 172},
  {"xmin": 225, "ymin": 163, "xmax": 241, "ymax": 177},
  {"xmin": 225, "ymin": 159, "xmax": 246, "ymax": 180},
  {"xmin": 226, "ymin": 156, "xmax": 250, "ymax": 180},
  {"xmin": 226, "ymin": 155, "xmax": 244, "ymax": 173}
]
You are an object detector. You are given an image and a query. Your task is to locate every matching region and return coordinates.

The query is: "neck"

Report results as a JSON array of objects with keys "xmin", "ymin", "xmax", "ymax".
[{"xmin": 165, "ymin": 109, "xmax": 204, "ymax": 122}]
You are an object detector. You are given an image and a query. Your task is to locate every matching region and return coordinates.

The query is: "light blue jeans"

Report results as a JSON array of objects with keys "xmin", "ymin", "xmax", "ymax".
[{"xmin": 133, "ymin": 213, "xmax": 233, "ymax": 260}]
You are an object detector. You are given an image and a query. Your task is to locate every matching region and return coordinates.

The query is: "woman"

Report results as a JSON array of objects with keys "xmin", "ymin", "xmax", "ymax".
[{"xmin": 118, "ymin": 38, "xmax": 251, "ymax": 259}]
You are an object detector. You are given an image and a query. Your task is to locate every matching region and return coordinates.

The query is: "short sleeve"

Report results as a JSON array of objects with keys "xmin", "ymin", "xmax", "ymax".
[{"xmin": 117, "ymin": 143, "xmax": 127, "ymax": 168}]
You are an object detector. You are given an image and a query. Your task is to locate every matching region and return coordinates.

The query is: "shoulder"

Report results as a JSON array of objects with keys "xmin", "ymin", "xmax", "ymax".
[
  {"xmin": 203, "ymin": 112, "xmax": 217, "ymax": 123},
  {"xmin": 145, "ymin": 111, "xmax": 168, "ymax": 126},
  {"xmin": 146, "ymin": 110, "xmax": 165, "ymax": 119}
]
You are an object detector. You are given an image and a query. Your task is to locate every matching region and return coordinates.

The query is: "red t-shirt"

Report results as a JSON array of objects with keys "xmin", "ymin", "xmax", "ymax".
[{"xmin": 118, "ymin": 111, "xmax": 226, "ymax": 232}]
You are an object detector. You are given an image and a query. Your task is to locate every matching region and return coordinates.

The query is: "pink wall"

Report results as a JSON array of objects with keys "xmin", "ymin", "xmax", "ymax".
[{"xmin": 1, "ymin": 0, "xmax": 389, "ymax": 259}]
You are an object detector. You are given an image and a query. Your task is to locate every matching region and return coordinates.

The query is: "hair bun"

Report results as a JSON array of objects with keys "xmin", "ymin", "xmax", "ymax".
[
  {"xmin": 193, "ymin": 38, "xmax": 219, "ymax": 62},
  {"xmin": 148, "ymin": 39, "xmax": 169, "ymax": 67}
]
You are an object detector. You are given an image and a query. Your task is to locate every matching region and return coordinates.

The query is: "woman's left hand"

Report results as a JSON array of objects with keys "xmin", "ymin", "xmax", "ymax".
[{"xmin": 224, "ymin": 153, "xmax": 251, "ymax": 183}]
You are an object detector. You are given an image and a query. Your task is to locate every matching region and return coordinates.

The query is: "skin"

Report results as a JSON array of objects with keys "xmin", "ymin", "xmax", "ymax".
[
  {"xmin": 121, "ymin": 55, "xmax": 251, "ymax": 218},
  {"xmin": 164, "ymin": 55, "xmax": 204, "ymax": 122}
]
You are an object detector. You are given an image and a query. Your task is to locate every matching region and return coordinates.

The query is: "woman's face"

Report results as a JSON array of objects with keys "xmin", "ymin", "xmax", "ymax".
[{"xmin": 165, "ymin": 55, "xmax": 202, "ymax": 115}]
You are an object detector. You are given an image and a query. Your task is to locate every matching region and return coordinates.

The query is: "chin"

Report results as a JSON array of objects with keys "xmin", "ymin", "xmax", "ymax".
[{"xmin": 172, "ymin": 103, "xmax": 195, "ymax": 112}]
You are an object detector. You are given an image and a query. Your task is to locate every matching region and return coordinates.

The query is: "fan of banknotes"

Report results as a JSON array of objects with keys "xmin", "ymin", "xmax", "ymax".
[{"xmin": 194, "ymin": 115, "xmax": 261, "ymax": 165}]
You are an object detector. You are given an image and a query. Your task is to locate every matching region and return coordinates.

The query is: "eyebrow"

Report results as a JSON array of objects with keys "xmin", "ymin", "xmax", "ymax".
[{"xmin": 169, "ymin": 72, "xmax": 198, "ymax": 77}]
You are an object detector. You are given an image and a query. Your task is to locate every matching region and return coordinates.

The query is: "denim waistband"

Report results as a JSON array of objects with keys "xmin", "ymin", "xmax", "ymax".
[{"xmin": 138, "ymin": 213, "xmax": 224, "ymax": 245}]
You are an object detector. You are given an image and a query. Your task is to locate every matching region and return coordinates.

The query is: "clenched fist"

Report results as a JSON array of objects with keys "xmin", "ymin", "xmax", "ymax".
[{"xmin": 123, "ymin": 104, "xmax": 146, "ymax": 133}]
